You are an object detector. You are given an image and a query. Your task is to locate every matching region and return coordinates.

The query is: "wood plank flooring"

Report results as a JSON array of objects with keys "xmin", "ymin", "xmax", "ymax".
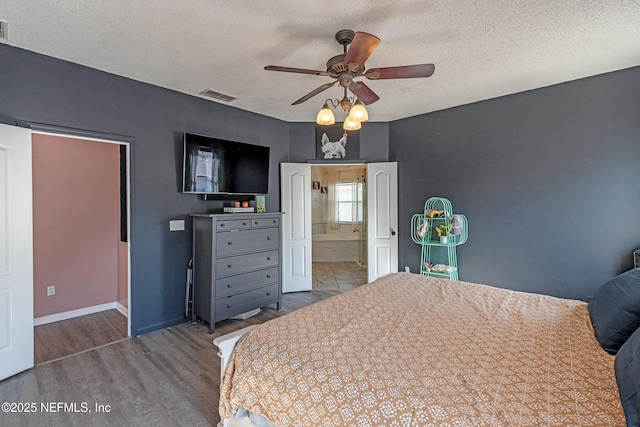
[
  {"xmin": 0, "ymin": 289, "xmax": 343, "ymax": 427},
  {"xmin": 34, "ymin": 309, "xmax": 128, "ymax": 365}
]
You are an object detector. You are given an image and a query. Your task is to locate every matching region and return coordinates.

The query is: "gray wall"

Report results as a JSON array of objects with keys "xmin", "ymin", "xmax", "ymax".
[
  {"xmin": 391, "ymin": 66, "xmax": 640, "ymax": 300},
  {"xmin": 1, "ymin": 44, "xmax": 289, "ymax": 335}
]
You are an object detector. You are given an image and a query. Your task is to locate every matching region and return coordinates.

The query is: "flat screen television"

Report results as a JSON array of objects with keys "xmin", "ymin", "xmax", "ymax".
[{"xmin": 182, "ymin": 132, "xmax": 270, "ymax": 194}]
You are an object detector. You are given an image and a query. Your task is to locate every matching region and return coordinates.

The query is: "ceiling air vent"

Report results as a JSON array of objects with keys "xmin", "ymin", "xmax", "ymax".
[
  {"xmin": 199, "ymin": 89, "xmax": 236, "ymax": 102},
  {"xmin": 0, "ymin": 20, "xmax": 8, "ymax": 41}
]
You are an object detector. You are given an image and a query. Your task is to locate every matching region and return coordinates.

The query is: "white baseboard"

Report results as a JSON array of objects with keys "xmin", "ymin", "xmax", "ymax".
[
  {"xmin": 115, "ymin": 302, "xmax": 128, "ymax": 318},
  {"xmin": 34, "ymin": 302, "xmax": 118, "ymax": 326}
]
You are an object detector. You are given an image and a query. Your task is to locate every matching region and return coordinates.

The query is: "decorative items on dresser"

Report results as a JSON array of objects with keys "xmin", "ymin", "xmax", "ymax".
[{"xmin": 190, "ymin": 212, "xmax": 283, "ymax": 333}]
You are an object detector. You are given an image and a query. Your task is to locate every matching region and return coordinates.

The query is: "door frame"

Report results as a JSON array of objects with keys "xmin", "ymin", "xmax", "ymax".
[
  {"xmin": 21, "ymin": 122, "xmax": 133, "ymax": 337},
  {"xmin": 312, "ymin": 162, "xmax": 398, "ymax": 283},
  {"xmin": 282, "ymin": 161, "xmax": 397, "ymax": 290}
]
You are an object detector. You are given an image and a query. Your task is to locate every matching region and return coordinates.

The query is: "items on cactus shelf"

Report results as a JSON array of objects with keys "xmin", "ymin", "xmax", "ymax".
[
  {"xmin": 417, "ymin": 219, "xmax": 429, "ymax": 238},
  {"xmin": 451, "ymin": 214, "xmax": 464, "ymax": 235},
  {"xmin": 435, "ymin": 224, "xmax": 452, "ymax": 237},
  {"xmin": 424, "ymin": 262, "xmax": 457, "ymax": 274},
  {"xmin": 427, "ymin": 209, "xmax": 446, "ymax": 218}
]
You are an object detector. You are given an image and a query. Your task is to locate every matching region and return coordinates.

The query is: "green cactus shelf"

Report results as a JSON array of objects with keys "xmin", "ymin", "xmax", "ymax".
[{"xmin": 411, "ymin": 197, "xmax": 468, "ymax": 280}]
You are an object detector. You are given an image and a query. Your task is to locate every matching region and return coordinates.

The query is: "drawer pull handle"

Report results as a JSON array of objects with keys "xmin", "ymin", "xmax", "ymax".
[
  {"xmin": 266, "ymin": 257, "xmax": 271, "ymax": 261},
  {"xmin": 243, "ymin": 222, "xmax": 247, "ymax": 225},
  {"xmin": 227, "ymin": 304, "xmax": 232, "ymax": 308},
  {"xmin": 227, "ymin": 284, "xmax": 232, "ymax": 288},
  {"xmin": 266, "ymin": 292, "xmax": 271, "ymax": 296},
  {"xmin": 267, "ymin": 237, "xmax": 270, "ymax": 240},
  {"xmin": 227, "ymin": 242, "xmax": 232, "ymax": 245},
  {"xmin": 227, "ymin": 264, "xmax": 232, "ymax": 268},
  {"xmin": 266, "ymin": 275, "xmax": 271, "ymax": 279},
  {"xmin": 220, "ymin": 224, "xmax": 225, "ymax": 227},
  {"xmin": 273, "ymin": 220, "xmax": 276, "ymax": 224}
]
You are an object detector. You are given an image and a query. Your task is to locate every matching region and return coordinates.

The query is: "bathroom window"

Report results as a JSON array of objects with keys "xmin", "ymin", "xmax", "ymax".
[{"xmin": 336, "ymin": 181, "xmax": 363, "ymax": 223}]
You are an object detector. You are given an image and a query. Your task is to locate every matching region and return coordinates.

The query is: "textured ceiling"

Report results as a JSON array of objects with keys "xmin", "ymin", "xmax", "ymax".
[{"xmin": 2, "ymin": 1, "xmax": 639, "ymax": 122}]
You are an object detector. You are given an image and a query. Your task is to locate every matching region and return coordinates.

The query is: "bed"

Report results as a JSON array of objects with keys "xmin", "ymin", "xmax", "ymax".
[{"xmin": 214, "ymin": 271, "xmax": 640, "ymax": 426}]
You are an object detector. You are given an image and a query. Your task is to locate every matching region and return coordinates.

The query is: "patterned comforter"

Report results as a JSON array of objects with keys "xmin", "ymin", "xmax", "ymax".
[{"xmin": 220, "ymin": 272, "xmax": 624, "ymax": 426}]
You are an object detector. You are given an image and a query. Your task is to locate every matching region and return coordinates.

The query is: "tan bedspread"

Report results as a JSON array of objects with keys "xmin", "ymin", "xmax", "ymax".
[{"xmin": 220, "ymin": 273, "xmax": 625, "ymax": 426}]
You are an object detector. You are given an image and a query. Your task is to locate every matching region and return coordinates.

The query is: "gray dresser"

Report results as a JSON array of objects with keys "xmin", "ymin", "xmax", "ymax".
[{"xmin": 191, "ymin": 212, "xmax": 283, "ymax": 333}]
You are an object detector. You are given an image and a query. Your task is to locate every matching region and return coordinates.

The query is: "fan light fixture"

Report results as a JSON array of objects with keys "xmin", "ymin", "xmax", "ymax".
[
  {"xmin": 316, "ymin": 88, "xmax": 368, "ymax": 130},
  {"xmin": 265, "ymin": 28, "xmax": 435, "ymax": 131}
]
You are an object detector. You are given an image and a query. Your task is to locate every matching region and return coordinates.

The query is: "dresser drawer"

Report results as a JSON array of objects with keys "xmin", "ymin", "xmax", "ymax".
[
  {"xmin": 216, "ymin": 249, "xmax": 279, "ymax": 277},
  {"xmin": 215, "ymin": 284, "xmax": 279, "ymax": 321},
  {"xmin": 216, "ymin": 219, "xmax": 252, "ymax": 231},
  {"xmin": 215, "ymin": 267, "xmax": 279, "ymax": 298},
  {"xmin": 216, "ymin": 228, "xmax": 279, "ymax": 257},
  {"xmin": 251, "ymin": 216, "xmax": 280, "ymax": 228}
]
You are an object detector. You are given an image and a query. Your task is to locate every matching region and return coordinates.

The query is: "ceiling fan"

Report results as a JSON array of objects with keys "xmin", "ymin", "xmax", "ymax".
[{"xmin": 264, "ymin": 29, "xmax": 435, "ymax": 107}]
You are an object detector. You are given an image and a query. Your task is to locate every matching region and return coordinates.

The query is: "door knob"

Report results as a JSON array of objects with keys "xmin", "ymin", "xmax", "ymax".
[{"xmin": 391, "ymin": 229, "xmax": 396, "ymax": 236}]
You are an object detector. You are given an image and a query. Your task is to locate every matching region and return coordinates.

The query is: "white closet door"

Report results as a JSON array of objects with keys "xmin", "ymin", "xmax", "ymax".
[
  {"xmin": 280, "ymin": 163, "xmax": 312, "ymax": 292},
  {"xmin": 0, "ymin": 123, "xmax": 34, "ymax": 380},
  {"xmin": 367, "ymin": 162, "xmax": 398, "ymax": 281}
]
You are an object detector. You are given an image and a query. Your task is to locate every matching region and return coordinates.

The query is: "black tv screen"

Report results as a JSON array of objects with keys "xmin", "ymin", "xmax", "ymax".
[{"xmin": 182, "ymin": 133, "xmax": 270, "ymax": 194}]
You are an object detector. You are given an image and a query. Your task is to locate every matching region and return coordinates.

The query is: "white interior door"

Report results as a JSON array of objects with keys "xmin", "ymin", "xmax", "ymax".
[
  {"xmin": 280, "ymin": 163, "xmax": 312, "ymax": 292},
  {"xmin": 0, "ymin": 123, "xmax": 34, "ymax": 380},
  {"xmin": 367, "ymin": 162, "xmax": 398, "ymax": 281}
]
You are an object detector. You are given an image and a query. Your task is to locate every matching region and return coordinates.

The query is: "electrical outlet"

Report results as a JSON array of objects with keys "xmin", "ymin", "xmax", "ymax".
[
  {"xmin": 47, "ymin": 285, "xmax": 55, "ymax": 296},
  {"xmin": 404, "ymin": 266, "xmax": 411, "ymax": 273}
]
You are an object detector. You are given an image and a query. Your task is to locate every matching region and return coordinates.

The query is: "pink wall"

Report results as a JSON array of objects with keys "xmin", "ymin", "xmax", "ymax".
[{"xmin": 33, "ymin": 134, "xmax": 122, "ymax": 318}]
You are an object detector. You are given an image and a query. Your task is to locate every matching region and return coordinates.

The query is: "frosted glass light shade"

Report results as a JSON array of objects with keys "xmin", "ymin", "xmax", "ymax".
[
  {"xmin": 349, "ymin": 103, "xmax": 368, "ymax": 122},
  {"xmin": 316, "ymin": 107, "xmax": 335, "ymax": 125},
  {"xmin": 343, "ymin": 116, "xmax": 361, "ymax": 131}
]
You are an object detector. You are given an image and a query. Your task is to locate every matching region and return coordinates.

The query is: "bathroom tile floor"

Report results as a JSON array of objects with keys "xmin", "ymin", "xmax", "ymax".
[{"xmin": 312, "ymin": 262, "xmax": 368, "ymax": 291}]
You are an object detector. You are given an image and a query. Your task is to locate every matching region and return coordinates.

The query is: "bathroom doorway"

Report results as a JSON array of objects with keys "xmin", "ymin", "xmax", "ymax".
[
  {"xmin": 311, "ymin": 164, "xmax": 367, "ymax": 290},
  {"xmin": 280, "ymin": 161, "xmax": 397, "ymax": 292}
]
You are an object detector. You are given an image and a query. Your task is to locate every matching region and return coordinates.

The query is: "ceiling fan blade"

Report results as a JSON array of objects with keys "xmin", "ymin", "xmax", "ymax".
[
  {"xmin": 349, "ymin": 81, "xmax": 379, "ymax": 105},
  {"xmin": 292, "ymin": 81, "xmax": 337, "ymax": 105},
  {"xmin": 343, "ymin": 32, "xmax": 380, "ymax": 72},
  {"xmin": 265, "ymin": 65, "xmax": 329, "ymax": 76},
  {"xmin": 364, "ymin": 64, "xmax": 435, "ymax": 80}
]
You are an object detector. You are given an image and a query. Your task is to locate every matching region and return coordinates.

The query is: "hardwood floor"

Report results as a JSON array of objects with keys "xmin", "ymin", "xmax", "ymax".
[
  {"xmin": 0, "ymin": 289, "xmax": 342, "ymax": 427},
  {"xmin": 34, "ymin": 309, "xmax": 128, "ymax": 365}
]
